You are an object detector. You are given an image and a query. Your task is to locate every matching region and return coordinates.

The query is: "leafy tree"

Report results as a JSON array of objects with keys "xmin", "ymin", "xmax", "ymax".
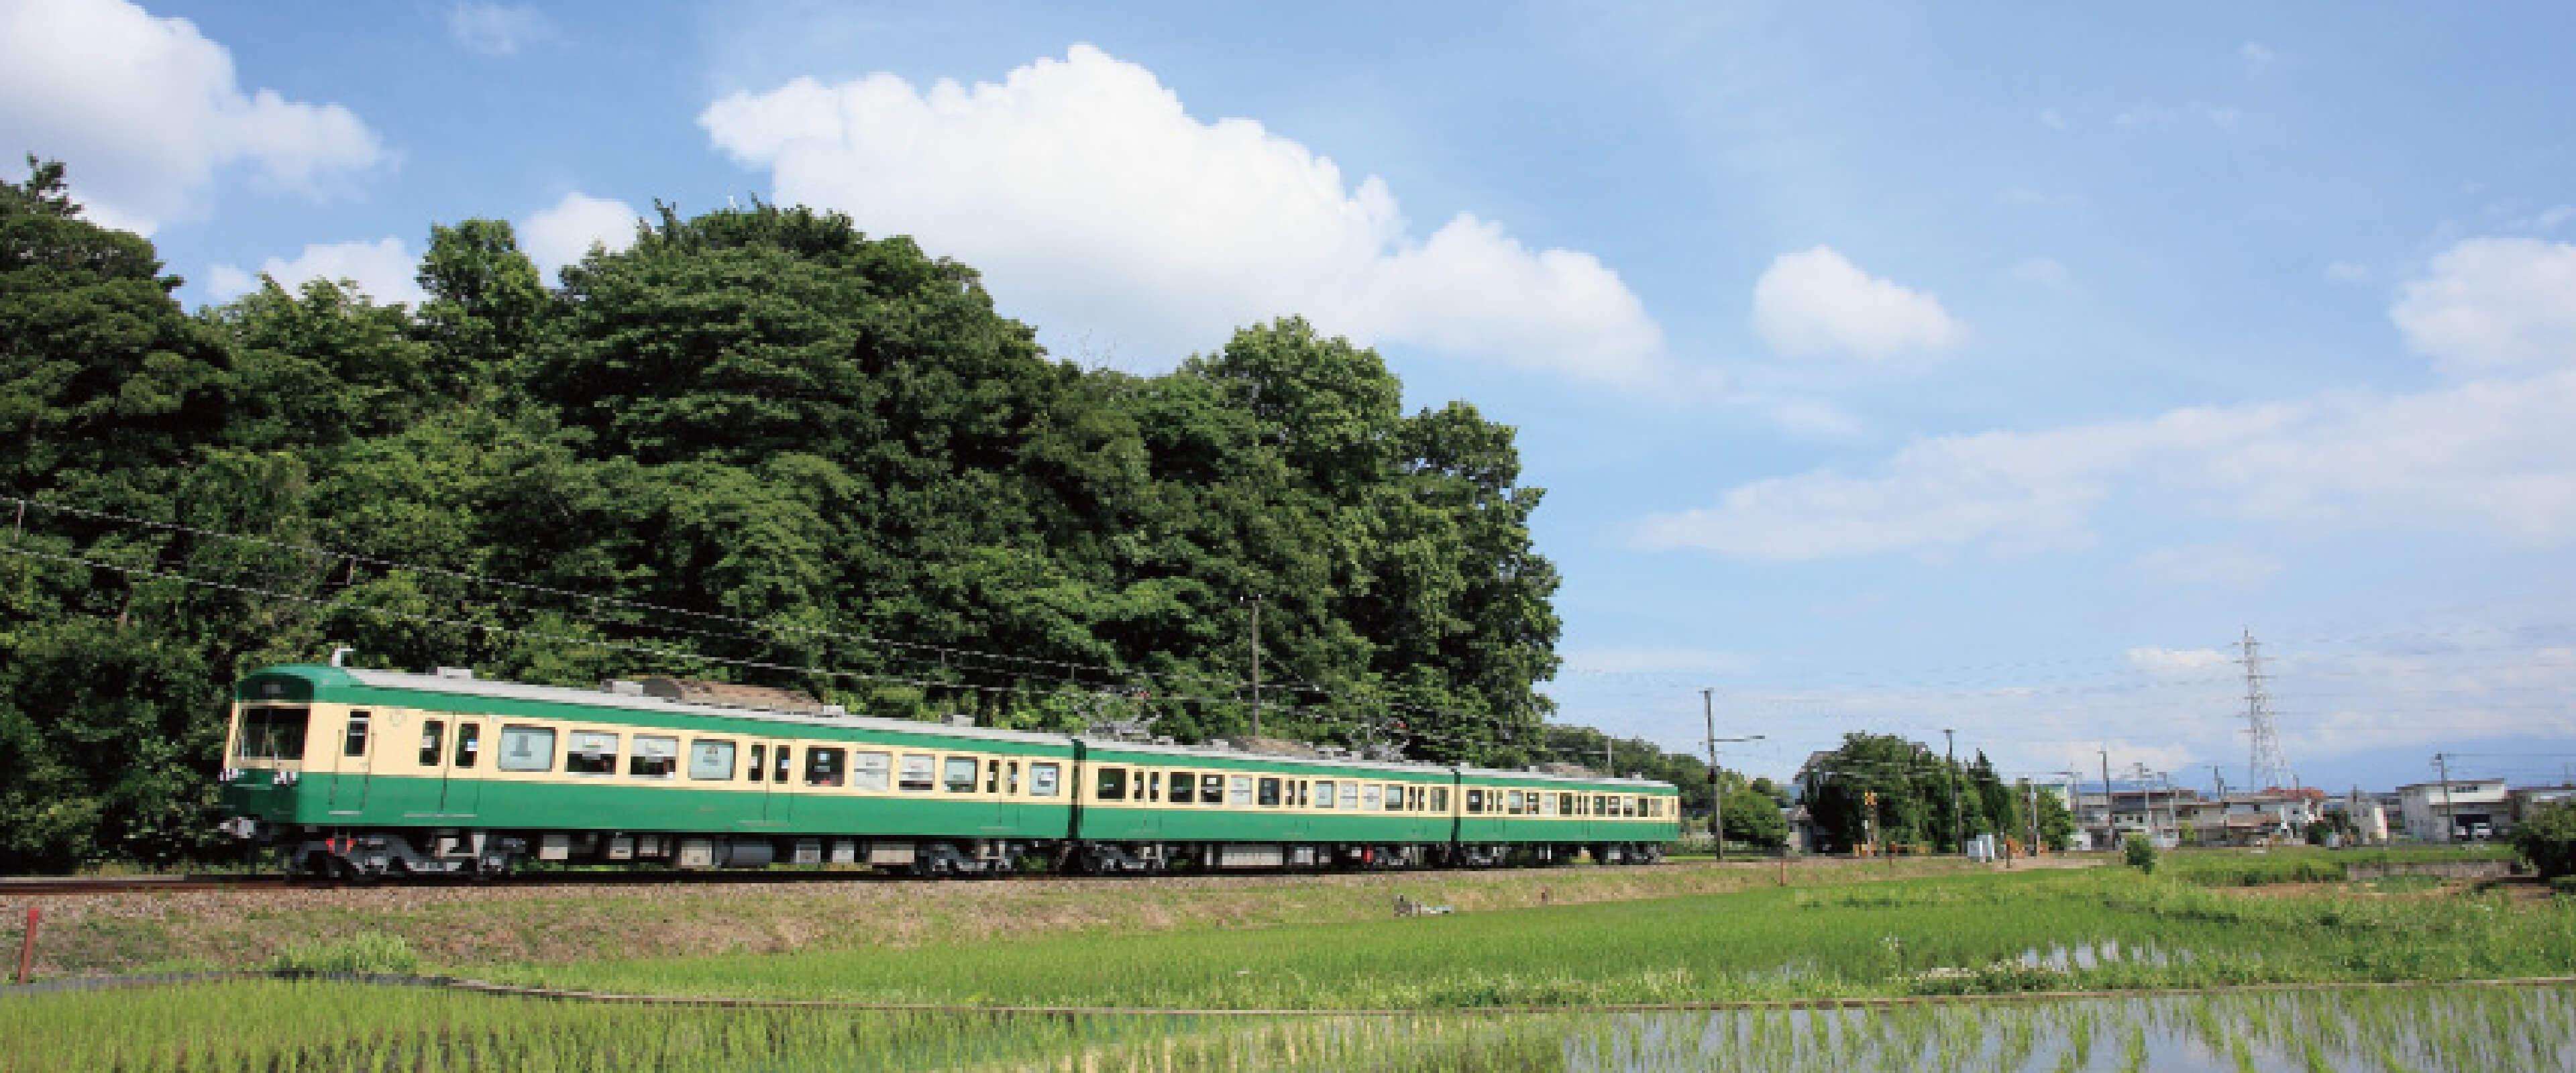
[
  {"xmin": 2512, "ymin": 798, "xmax": 2576, "ymax": 879},
  {"xmin": 1720, "ymin": 786, "xmax": 1788, "ymax": 848}
]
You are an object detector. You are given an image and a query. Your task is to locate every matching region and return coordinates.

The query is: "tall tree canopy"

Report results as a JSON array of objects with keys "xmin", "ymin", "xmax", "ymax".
[{"xmin": 0, "ymin": 164, "xmax": 1570, "ymax": 869}]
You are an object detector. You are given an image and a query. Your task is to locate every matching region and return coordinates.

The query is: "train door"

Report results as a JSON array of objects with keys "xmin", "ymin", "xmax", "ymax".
[
  {"xmin": 439, "ymin": 720, "xmax": 484, "ymax": 815},
  {"xmin": 984, "ymin": 758, "xmax": 1016, "ymax": 833},
  {"xmin": 328, "ymin": 708, "xmax": 375, "ymax": 813},
  {"xmin": 763, "ymin": 741, "xmax": 796, "ymax": 822}
]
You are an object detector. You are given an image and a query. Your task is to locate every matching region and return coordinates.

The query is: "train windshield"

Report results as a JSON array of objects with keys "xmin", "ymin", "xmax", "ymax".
[{"xmin": 233, "ymin": 706, "xmax": 309, "ymax": 761}]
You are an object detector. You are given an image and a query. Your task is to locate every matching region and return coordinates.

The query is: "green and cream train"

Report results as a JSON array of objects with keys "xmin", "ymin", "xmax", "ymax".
[{"xmin": 217, "ymin": 664, "xmax": 1682, "ymax": 880}]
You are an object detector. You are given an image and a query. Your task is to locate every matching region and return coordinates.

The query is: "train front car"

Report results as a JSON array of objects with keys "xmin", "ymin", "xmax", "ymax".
[
  {"xmin": 1069, "ymin": 738, "xmax": 1458, "ymax": 872},
  {"xmin": 215, "ymin": 663, "xmax": 1081, "ymax": 881},
  {"xmin": 1452, "ymin": 767, "xmax": 1682, "ymax": 866}
]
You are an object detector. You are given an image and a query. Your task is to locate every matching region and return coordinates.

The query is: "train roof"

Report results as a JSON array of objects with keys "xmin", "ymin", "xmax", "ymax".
[
  {"xmin": 1453, "ymin": 765, "xmax": 1678, "ymax": 791},
  {"xmin": 237, "ymin": 665, "xmax": 1077, "ymax": 750},
  {"xmin": 1074, "ymin": 736, "xmax": 1452, "ymax": 778}
]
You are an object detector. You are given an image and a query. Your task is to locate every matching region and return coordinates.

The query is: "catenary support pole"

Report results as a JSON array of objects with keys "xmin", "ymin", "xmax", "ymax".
[{"xmin": 1943, "ymin": 729, "xmax": 1962, "ymax": 856}]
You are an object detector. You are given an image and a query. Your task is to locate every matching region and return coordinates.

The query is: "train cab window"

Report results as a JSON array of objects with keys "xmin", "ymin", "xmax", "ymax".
[
  {"xmin": 498, "ymin": 726, "xmax": 555, "ymax": 772},
  {"xmin": 690, "ymin": 740, "xmax": 736, "ymax": 781},
  {"xmin": 1362, "ymin": 784, "xmax": 1383, "ymax": 811},
  {"xmin": 944, "ymin": 757, "xmax": 978, "ymax": 793},
  {"xmin": 1200, "ymin": 773, "xmax": 1224, "ymax": 804},
  {"xmin": 342, "ymin": 711, "xmax": 372, "ymax": 758},
  {"xmin": 1316, "ymin": 780, "xmax": 1337, "ymax": 808},
  {"xmin": 1256, "ymin": 778, "xmax": 1281, "ymax": 807},
  {"xmin": 772, "ymin": 747, "xmax": 793, "ymax": 783},
  {"xmin": 454, "ymin": 724, "xmax": 480, "ymax": 769},
  {"xmin": 1097, "ymin": 767, "xmax": 1127, "ymax": 801},
  {"xmin": 631, "ymin": 736, "xmax": 679, "ymax": 779},
  {"xmin": 898, "ymin": 754, "xmax": 934, "ymax": 791},
  {"xmin": 235, "ymin": 706, "xmax": 310, "ymax": 760},
  {"xmin": 853, "ymin": 751, "xmax": 891, "ymax": 791},
  {"xmin": 987, "ymin": 760, "xmax": 1002, "ymax": 795},
  {"xmin": 418, "ymin": 720, "xmax": 445, "ymax": 767},
  {"xmin": 747, "ymin": 744, "xmax": 766, "ymax": 782},
  {"xmin": 1433, "ymin": 788, "xmax": 1449, "ymax": 812},
  {"xmin": 1228, "ymin": 776, "xmax": 1251, "ymax": 806},
  {"xmin": 805, "ymin": 747, "xmax": 845, "ymax": 787},
  {"xmin": 1031, "ymin": 762, "xmax": 1061, "ymax": 797}
]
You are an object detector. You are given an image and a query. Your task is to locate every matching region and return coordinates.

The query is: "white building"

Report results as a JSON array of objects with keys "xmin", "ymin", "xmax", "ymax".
[
  {"xmin": 2178, "ymin": 790, "xmax": 2327, "ymax": 847},
  {"xmin": 2396, "ymin": 778, "xmax": 2509, "ymax": 842}
]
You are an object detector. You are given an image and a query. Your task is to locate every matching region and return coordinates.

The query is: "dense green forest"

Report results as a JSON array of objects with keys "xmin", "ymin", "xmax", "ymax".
[
  {"xmin": 1798, "ymin": 732, "xmax": 2076, "ymax": 853},
  {"xmin": 0, "ymin": 160, "xmax": 1739, "ymax": 870}
]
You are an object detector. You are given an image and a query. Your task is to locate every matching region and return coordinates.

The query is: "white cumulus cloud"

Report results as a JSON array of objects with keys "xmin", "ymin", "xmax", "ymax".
[
  {"xmin": 521, "ymin": 191, "xmax": 641, "ymax": 280},
  {"xmin": 2132, "ymin": 545, "xmax": 2282, "ymax": 588},
  {"xmin": 1640, "ymin": 237, "xmax": 2576, "ymax": 561},
  {"xmin": 1750, "ymin": 246, "xmax": 1962, "ymax": 361},
  {"xmin": 697, "ymin": 44, "xmax": 1665, "ymax": 383},
  {"xmin": 0, "ymin": 0, "xmax": 387, "ymax": 234},
  {"xmin": 207, "ymin": 237, "xmax": 425, "ymax": 306},
  {"xmin": 2390, "ymin": 237, "xmax": 2576, "ymax": 372}
]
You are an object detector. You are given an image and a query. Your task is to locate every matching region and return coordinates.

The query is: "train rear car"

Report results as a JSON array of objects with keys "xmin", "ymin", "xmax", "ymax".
[
  {"xmin": 1452, "ymin": 767, "xmax": 1680, "ymax": 865},
  {"xmin": 1069, "ymin": 738, "xmax": 1456, "ymax": 872}
]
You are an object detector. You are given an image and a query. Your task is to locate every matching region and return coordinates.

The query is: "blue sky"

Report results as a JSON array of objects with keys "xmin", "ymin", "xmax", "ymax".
[{"xmin": 8, "ymin": 1, "xmax": 2575, "ymax": 794}]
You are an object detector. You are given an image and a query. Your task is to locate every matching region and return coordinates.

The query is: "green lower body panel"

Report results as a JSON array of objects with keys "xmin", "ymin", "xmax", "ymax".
[
  {"xmin": 243, "ymin": 775, "xmax": 1073, "ymax": 841},
  {"xmin": 1079, "ymin": 807, "xmax": 1448, "ymax": 843}
]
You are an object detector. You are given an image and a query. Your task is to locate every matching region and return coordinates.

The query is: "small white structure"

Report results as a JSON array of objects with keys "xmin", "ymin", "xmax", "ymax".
[{"xmin": 2398, "ymin": 778, "xmax": 2509, "ymax": 842}]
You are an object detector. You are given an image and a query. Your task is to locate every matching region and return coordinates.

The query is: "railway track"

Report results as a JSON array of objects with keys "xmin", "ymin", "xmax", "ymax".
[{"xmin": 1, "ymin": 860, "xmax": 1701, "ymax": 897}]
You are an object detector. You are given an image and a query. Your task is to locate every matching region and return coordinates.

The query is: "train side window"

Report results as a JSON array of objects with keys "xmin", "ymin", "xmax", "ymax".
[
  {"xmin": 1362, "ymin": 784, "xmax": 1383, "ymax": 810},
  {"xmin": 944, "ymin": 756, "xmax": 978, "ymax": 793},
  {"xmin": 1199, "ymin": 773, "xmax": 1224, "ymax": 804},
  {"xmin": 1411, "ymin": 787, "xmax": 1425, "ymax": 811},
  {"xmin": 631, "ymin": 736, "xmax": 679, "ymax": 779},
  {"xmin": 987, "ymin": 760, "xmax": 1002, "ymax": 795},
  {"xmin": 1541, "ymin": 793, "xmax": 1558, "ymax": 817},
  {"xmin": 1256, "ymin": 777, "xmax": 1281, "ymax": 807},
  {"xmin": 1340, "ymin": 782, "xmax": 1358, "ymax": 810},
  {"xmin": 690, "ymin": 740, "xmax": 736, "ymax": 781},
  {"xmin": 497, "ymin": 725, "xmax": 555, "ymax": 772},
  {"xmin": 453, "ymin": 724, "xmax": 480, "ymax": 769},
  {"xmin": 235, "ymin": 706, "xmax": 311, "ymax": 760},
  {"xmin": 418, "ymin": 720, "xmax": 445, "ymax": 766},
  {"xmin": 1097, "ymin": 767, "xmax": 1127, "ymax": 801},
  {"xmin": 1434, "ymin": 787, "xmax": 1450, "ymax": 812},
  {"xmin": 898, "ymin": 754, "xmax": 934, "ymax": 791},
  {"xmin": 566, "ymin": 731, "xmax": 618, "ymax": 775},
  {"xmin": 1228, "ymin": 776, "xmax": 1251, "ymax": 806},
  {"xmin": 852, "ymin": 751, "xmax": 890, "ymax": 791},
  {"xmin": 747, "ymin": 744, "xmax": 766, "ymax": 782},
  {"xmin": 806, "ymin": 747, "xmax": 845, "ymax": 787},
  {"xmin": 772, "ymin": 747, "xmax": 793, "ymax": 783},
  {"xmin": 1591, "ymin": 795, "xmax": 1606, "ymax": 815},
  {"xmin": 342, "ymin": 711, "xmax": 372, "ymax": 758},
  {"xmin": 1383, "ymin": 784, "xmax": 1403, "ymax": 812},
  {"xmin": 1316, "ymin": 780, "xmax": 1337, "ymax": 808},
  {"xmin": 1031, "ymin": 762, "xmax": 1061, "ymax": 797},
  {"xmin": 1165, "ymin": 770, "xmax": 1194, "ymax": 807}
]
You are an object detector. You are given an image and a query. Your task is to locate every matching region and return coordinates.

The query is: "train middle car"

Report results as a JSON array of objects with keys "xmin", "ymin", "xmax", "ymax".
[{"xmin": 216, "ymin": 663, "xmax": 1681, "ymax": 881}]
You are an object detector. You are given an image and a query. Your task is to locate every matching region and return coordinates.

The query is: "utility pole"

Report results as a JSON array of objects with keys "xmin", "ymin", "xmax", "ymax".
[
  {"xmin": 2435, "ymin": 752, "xmax": 2456, "ymax": 844},
  {"xmin": 1705, "ymin": 690, "xmax": 1721, "ymax": 859},
  {"xmin": 2210, "ymin": 765, "xmax": 2229, "ymax": 801},
  {"xmin": 1701, "ymin": 690, "xmax": 1764, "ymax": 862},
  {"xmin": 1943, "ymin": 729, "xmax": 1964, "ymax": 856},
  {"xmin": 2100, "ymin": 748, "xmax": 2116, "ymax": 852},
  {"xmin": 2026, "ymin": 781, "xmax": 2041, "ymax": 856}
]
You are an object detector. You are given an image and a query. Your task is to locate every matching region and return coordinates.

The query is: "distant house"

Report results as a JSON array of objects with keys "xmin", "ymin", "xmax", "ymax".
[
  {"xmin": 2396, "ymin": 779, "xmax": 2510, "ymax": 842},
  {"xmin": 2178, "ymin": 789, "xmax": 2327, "ymax": 847}
]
